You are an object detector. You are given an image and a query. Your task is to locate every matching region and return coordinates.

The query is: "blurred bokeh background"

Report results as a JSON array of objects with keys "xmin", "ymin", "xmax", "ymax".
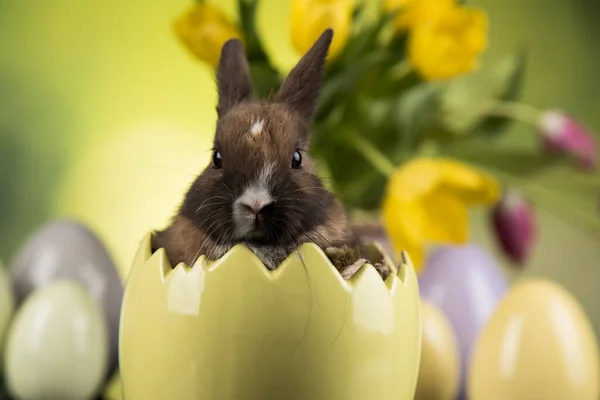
[
  {"xmin": 1, "ymin": 0, "xmax": 599, "ymax": 397},
  {"xmin": 2, "ymin": 0, "xmax": 599, "ymax": 330}
]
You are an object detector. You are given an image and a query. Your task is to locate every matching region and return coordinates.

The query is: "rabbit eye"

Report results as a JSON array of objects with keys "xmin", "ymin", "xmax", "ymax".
[
  {"xmin": 212, "ymin": 150, "xmax": 222, "ymax": 169},
  {"xmin": 292, "ymin": 150, "xmax": 302, "ymax": 169}
]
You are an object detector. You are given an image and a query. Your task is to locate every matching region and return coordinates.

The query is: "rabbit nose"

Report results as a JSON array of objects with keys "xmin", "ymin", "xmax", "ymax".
[
  {"xmin": 240, "ymin": 199, "xmax": 273, "ymax": 216},
  {"xmin": 235, "ymin": 185, "xmax": 274, "ymax": 221}
]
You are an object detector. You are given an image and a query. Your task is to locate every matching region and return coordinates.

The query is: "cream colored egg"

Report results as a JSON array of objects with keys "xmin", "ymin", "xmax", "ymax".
[
  {"xmin": 4, "ymin": 280, "xmax": 108, "ymax": 400},
  {"xmin": 469, "ymin": 279, "xmax": 599, "ymax": 400},
  {"xmin": 0, "ymin": 262, "xmax": 15, "ymax": 363},
  {"xmin": 414, "ymin": 300, "xmax": 460, "ymax": 400}
]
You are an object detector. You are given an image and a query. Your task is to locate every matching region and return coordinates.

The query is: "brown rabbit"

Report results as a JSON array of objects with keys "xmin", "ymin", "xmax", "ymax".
[{"xmin": 152, "ymin": 29, "xmax": 391, "ymax": 280}]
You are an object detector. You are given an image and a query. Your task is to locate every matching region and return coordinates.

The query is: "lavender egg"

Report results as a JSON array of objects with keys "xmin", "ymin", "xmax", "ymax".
[
  {"xmin": 9, "ymin": 219, "xmax": 123, "ymax": 376},
  {"xmin": 419, "ymin": 244, "xmax": 508, "ymax": 400}
]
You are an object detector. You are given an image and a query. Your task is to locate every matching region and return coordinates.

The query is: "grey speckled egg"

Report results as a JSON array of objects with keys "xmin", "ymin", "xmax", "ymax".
[{"xmin": 9, "ymin": 219, "xmax": 123, "ymax": 376}]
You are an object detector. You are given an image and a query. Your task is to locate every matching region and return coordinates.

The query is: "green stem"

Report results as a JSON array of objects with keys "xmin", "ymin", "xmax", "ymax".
[
  {"xmin": 346, "ymin": 131, "xmax": 396, "ymax": 177},
  {"xmin": 472, "ymin": 162, "xmax": 600, "ymax": 235},
  {"xmin": 237, "ymin": 0, "xmax": 266, "ymax": 62},
  {"xmin": 482, "ymin": 100, "xmax": 542, "ymax": 126},
  {"xmin": 388, "ymin": 59, "xmax": 412, "ymax": 82}
]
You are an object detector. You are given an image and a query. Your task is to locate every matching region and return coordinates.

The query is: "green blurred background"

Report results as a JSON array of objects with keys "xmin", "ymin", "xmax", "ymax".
[{"xmin": 0, "ymin": 0, "xmax": 599, "ymax": 343}]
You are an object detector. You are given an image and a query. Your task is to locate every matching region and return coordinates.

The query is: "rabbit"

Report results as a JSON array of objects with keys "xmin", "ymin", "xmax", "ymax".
[{"xmin": 152, "ymin": 29, "xmax": 391, "ymax": 280}]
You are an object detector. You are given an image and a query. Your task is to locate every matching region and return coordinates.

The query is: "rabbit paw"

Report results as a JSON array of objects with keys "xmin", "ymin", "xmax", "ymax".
[
  {"xmin": 325, "ymin": 245, "xmax": 390, "ymax": 280},
  {"xmin": 371, "ymin": 262, "xmax": 391, "ymax": 281}
]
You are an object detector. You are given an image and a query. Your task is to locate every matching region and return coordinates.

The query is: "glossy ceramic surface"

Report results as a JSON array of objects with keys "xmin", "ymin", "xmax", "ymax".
[
  {"xmin": 120, "ymin": 233, "xmax": 422, "ymax": 400},
  {"xmin": 469, "ymin": 279, "xmax": 599, "ymax": 400},
  {"xmin": 10, "ymin": 219, "xmax": 124, "ymax": 374},
  {"xmin": 414, "ymin": 300, "xmax": 460, "ymax": 400},
  {"xmin": 4, "ymin": 280, "xmax": 108, "ymax": 400},
  {"xmin": 419, "ymin": 244, "xmax": 508, "ymax": 399}
]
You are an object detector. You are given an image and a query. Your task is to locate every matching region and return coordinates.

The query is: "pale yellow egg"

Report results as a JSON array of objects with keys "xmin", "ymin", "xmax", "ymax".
[
  {"xmin": 414, "ymin": 300, "xmax": 460, "ymax": 400},
  {"xmin": 4, "ymin": 280, "xmax": 108, "ymax": 400},
  {"xmin": 469, "ymin": 279, "xmax": 599, "ymax": 400}
]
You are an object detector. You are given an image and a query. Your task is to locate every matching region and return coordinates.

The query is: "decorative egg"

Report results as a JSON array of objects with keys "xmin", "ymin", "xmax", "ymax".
[
  {"xmin": 418, "ymin": 244, "xmax": 508, "ymax": 399},
  {"xmin": 9, "ymin": 219, "xmax": 123, "ymax": 374},
  {"xmin": 0, "ymin": 262, "xmax": 15, "ymax": 362},
  {"xmin": 469, "ymin": 279, "xmax": 599, "ymax": 400},
  {"xmin": 3, "ymin": 280, "xmax": 108, "ymax": 400},
  {"xmin": 415, "ymin": 300, "xmax": 460, "ymax": 400}
]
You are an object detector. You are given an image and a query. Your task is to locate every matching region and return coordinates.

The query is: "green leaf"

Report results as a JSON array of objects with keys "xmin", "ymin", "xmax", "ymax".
[
  {"xmin": 446, "ymin": 144, "xmax": 600, "ymax": 236},
  {"xmin": 310, "ymin": 145, "xmax": 385, "ymax": 210},
  {"xmin": 483, "ymin": 166, "xmax": 600, "ymax": 237},
  {"xmin": 474, "ymin": 51, "xmax": 528, "ymax": 136},
  {"xmin": 338, "ymin": 9, "xmax": 399, "ymax": 67},
  {"xmin": 237, "ymin": 0, "xmax": 269, "ymax": 63},
  {"xmin": 394, "ymin": 83, "xmax": 445, "ymax": 151},
  {"xmin": 316, "ymin": 51, "xmax": 388, "ymax": 121},
  {"xmin": 310, "ymin": 120, "xmax": 392, "ymax": 210},
  {"xmin": 313, "ymin": 81, "xmax": 445, "ymax": 212},
  {"xmin": 386, "ymin": 29, "xmax": 408, "ymax": 56},
  {"xmin": 248, "ymin": 62, "xmax": 282, "ymax": 99},
  {"xmin": 442, "ymin": 144, "xmax": 569, "ymax": 176},
  {"xmin": 439, "ymin": 50, "xmax": 528, "ymax": 136}
]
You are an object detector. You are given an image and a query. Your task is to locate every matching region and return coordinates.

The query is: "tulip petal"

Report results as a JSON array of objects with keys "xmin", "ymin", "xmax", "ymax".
[
  {"xmin": 386, "ymin": 158, "xmax": 444, "ymax": 202},
  {"xmin": 382, "ymin": 157, "xmax": 500, "ymax": 272},
  {"xmin": 437, "ymin": 159, "xmax": 501, "ymax": 204},
  {"xmin": 388, "ymin": 158, "xmax": 500, "ymax": 204},
  {"xmin": 401, "ymin": 243, "xmax": 425, "ymax": 273},
  {"xmin": 408, "ymin": 2, "xmax": 488, "ymax": 81},
  {"xmin": 173, "ymin": 3, "xmax": 242, "ymax": 67},
  {"xmin": 539, "ymin": 110, "xmax": 597, "ymax": 171},
  {"xmin": 290, "ymin": 0, "xmax": 352, "ymax": 60},
  {"xmin": 381, "ymin": 188, "xmax": 427, "ymax": 271},
  {"xmin": 422, "ymin": 190, "xmax": 469, "ymax": 244},
  {"xmin": 384, "ymin": 0, "xmax": 418, "ymax": 31},
  {"xmin": 491, "ymin": 191, "xmax": 537, "ymax": 266},
  {"xmin": 382, "ymin": 197, "xmax": 423, "ymax": 248}
]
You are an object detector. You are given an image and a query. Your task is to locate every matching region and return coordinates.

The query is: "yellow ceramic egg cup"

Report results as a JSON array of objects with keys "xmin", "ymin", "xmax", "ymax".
[{"xmin": 119, "ymin": 233, "xmax": 422, "ymax": 400}]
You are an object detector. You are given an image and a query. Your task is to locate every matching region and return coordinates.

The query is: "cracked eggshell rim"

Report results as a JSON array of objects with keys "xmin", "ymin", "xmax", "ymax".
[{"xmin": 119, "ymin": 233, "xmax": 422, "ymax": 400}]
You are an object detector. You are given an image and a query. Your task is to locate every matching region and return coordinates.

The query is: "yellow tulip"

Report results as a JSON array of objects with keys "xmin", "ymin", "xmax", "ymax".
[
  {"xmin": 408, "ymin": 0, "xmax": 488, "ymax": 80},
  {"xmin": 383, "ymin": 0, "xmax": 417, "ymax": 31},
  {"xmin": 173, "ymin": 3, "xmax": 242, "ymax": 68},
  {"xmin": 290, "ymin": 0, "xmax": 352, "ymax": 59},
  {"xmin": 381, "ymin": 158, "xmax": 500, "ymax": 272},
  {"xmin": 384, "ymin": 0, "xmax": 455, "ymax": 31}
]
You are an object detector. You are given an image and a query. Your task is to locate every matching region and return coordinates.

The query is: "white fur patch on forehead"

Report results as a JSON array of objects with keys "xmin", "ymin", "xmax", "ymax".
[{"xmin": 250, "ymin": 119, "xmax": 265, "ymax": 136}]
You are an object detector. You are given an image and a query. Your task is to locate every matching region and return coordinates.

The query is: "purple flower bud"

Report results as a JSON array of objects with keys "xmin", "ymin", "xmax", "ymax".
[
  {"xmin": 538, "ymin": 110, "xmax": 597, "ymax": 170},
  {"xmin": 491, "ymin": 191, "xmax": 536, "ymax": 266}
]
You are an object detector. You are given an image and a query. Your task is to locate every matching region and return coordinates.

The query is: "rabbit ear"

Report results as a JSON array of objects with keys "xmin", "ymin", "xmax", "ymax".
[
  {"xmin": 276, "ymin": 29, "xmax": 333, "ymax": 124},
  {"xmin": 216, "ymin": 39, "xmax": 253, "ymax": 118}
]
